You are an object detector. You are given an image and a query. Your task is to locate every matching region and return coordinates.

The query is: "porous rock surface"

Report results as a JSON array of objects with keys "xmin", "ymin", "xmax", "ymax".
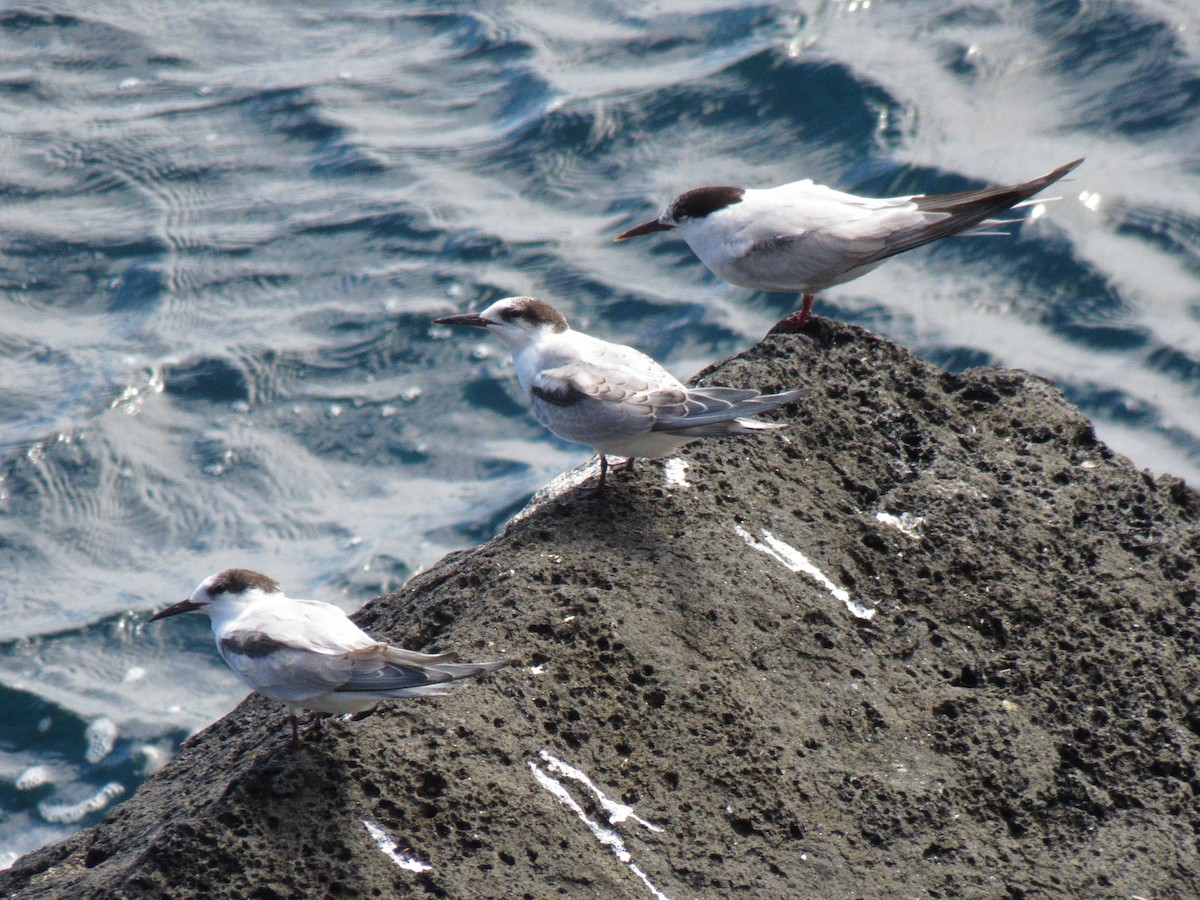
[{"xmin": 4, "ymin": 319, "xmax": 1198, "ymax": 898}]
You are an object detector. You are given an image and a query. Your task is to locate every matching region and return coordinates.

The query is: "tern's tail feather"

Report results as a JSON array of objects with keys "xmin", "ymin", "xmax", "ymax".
[
  {"xmin": 658, "ymin": 386, "xmax": 804, "ymax": 431},
  {"xmin": 384, "ymin": 658, "xmax": 517, "ymax": 697},
  {"xmin": 422, "ymin": 658, "xmax": 519, "ymax": 683},
  {"xmin": 867, "ymin": 157, "xmax": 1083, "ymax": 264},
  {"xmin": 665, "ymin": 417, "xmax": 788, "ymax": 439},
  {"xmin": 383, "ymin": 646, "xmax": 463, "ymax": 667},
  {"xmin": 344, "ymin": 655, "xmax": 517, "ymax": 698}
]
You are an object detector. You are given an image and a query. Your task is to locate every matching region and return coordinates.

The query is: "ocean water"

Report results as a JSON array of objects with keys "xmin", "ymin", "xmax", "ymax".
[{"xmin": 1, "ymin": 0, "xmax": 1198, "ymax": 865}]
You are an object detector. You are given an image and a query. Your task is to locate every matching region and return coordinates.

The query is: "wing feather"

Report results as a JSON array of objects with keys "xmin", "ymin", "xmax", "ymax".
[
  {"xmin": 528, "ymin": 360, "xmax": 689, "ymax": 445},
  {"xmin": 218, "ymin": 634, "xmax": 365, "ymax": 702},
  {"xmin": 219, "ymin": 627, "xmax": 510, "ymax": 703},
  {"xmin": 654, "ymin": 387, "xmax": 804, "ymax": 432}
]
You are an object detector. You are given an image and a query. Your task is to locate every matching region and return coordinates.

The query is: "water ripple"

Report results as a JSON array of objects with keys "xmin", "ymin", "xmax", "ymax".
[{"xmin": 1, "ymin": 0, "xmax": 1198, "ymax": 866}]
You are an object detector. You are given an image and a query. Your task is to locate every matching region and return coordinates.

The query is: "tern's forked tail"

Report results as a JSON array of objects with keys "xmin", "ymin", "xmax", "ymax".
[{"xmin": 876, "ymin": 157, "xmax": 1084, "ymax": 260}]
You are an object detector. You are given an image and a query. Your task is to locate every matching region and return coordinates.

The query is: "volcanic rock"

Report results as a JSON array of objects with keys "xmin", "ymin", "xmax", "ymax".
[{"xmin": 4, "ymin": 319, "xmax": 1198, "ymax": 898}]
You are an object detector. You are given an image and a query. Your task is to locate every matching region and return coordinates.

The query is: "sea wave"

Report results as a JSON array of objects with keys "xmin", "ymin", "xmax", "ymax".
[{"xmin": 1, "ymin": 0, "xmax": 1197, "ymax": 865}]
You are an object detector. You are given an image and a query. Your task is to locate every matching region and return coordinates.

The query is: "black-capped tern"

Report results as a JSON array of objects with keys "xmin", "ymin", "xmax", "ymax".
[{"xmin": 616, "ymin": 158, "xmax": 1083, "ymax": 330}]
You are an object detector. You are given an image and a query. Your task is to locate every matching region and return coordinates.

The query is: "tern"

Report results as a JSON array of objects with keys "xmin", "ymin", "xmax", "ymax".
[
  {"xmin": 615, "ymin": 158, "xmax": 1083, "ymax": 330},
  {"xmin": 435, "ymin": 296, "xmax": 803, "ymax": 492},
  {"xmin": 149, "ymin": 568, "xmax": 516, "ymax": 746}
]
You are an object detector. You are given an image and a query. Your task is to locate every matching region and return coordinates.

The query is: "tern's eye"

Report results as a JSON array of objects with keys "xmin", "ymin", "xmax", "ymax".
[{"xmin": 209, "ymin": 584, "xmax": 227, "ymax": 596}]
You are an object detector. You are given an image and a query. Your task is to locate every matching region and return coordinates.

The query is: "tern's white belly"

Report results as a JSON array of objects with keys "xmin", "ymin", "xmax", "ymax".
[{"xmin": 590, "ymin": 430, "xmax": 696, "ymax": 460}]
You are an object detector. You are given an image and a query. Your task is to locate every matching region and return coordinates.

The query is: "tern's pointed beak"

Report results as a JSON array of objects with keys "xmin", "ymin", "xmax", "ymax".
[
  {"xmin": 615, "ymin": 219, "xmax": 674, "ymax": 242},
  {"xmin": 434, "ymin": 313, "xmax": 489, "ymax": 328},
  {"xmin": 148, "ymin": 598, "xmax": 202, "ymax": 622}
]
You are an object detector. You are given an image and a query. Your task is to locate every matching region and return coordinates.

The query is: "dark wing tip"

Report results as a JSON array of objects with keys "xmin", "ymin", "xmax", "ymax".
[{"xmin": 1047, "ymin": 157, "xmax": 1084, "ymax": 181}]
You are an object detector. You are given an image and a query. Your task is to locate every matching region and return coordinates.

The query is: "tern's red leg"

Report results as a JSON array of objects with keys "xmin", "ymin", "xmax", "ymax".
[
  {"xmin": 301, "ymin": 713, "xmax": 328, "ymax": 735},
  {"xmin": 584, "ymin": 455, "xmax": 637, "ymax": 498},
  {"xmin": 286, "ymin": 712, "xmax": 328, "ymax": 748},
  {"xmin": 581, "ymin": 455, "xmax": 614, "ymax": 498},
  {"xmin": 768, "ymin": 294, "xmax": 816, "ymax": 335}
]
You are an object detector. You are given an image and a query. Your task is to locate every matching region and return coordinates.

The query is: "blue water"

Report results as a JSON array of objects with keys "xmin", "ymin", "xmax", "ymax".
[{"xmin": 2, "ymin": 0, "xmax": 1198, "ymax": 865}]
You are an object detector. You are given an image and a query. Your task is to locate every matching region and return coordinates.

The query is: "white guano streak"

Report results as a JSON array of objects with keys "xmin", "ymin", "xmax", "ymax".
[
  {"xmin": 529, "ymin": 752, "xmax": 671, "ymax": 900},
  {"xmin": 538, "ymin": 751, "xmax": 663, "ymax": 833},
  {"xmin": 874, "ymin": 511, "xmax": 924, "ymax": 540},
  {"xmin": 362, "ymin": 819, "xmax": 432, "ymax": 873},
  {"xmin": 662, "ymin": 458, "xmax": 690, "ymax": 489},
  {"xmin": 735, "ymin": 525, "xmax": 876, "ymax": 620}
]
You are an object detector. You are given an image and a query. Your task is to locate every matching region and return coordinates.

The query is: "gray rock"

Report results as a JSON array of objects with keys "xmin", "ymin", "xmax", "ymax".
[{"xmin": 4, "ymin": 319, "xmax": 1198, "ymax": 898}]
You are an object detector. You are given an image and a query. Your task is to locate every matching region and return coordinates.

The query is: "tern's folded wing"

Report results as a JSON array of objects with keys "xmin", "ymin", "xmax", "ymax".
[
  {"xmin": 218, "ymin": 626, "xmax": 496, "ymax": 702},
  {"xmin": 339, "ymin": 656, "xmax": 515, "ymax": 694},
  {"xmin": 809, "ymin": 160, "xmax": 1082, "ymax": 271},
  {"xmin": 660, "ymin": 386, "xmax": 801, "ymax": 429},
  {"xmin": 218, "ymin": 630, "xmax": 370, "ymax": 701},
  {"xmin": 530, "ymin": 362, "xmax": 692, "ymax": 439},
  {"xmin": 218, "ymin": 598, "xmax": 381, "ymax": 656},
  {"xmin": 731, "ymin": 204, "xmax": 913, "ymax": 290},
  {"xmin": 651, "ymin": 386, "xmax": 803, "ymax": 432},
  {"xmin": 331, "ymin": 657, "xmax": 459, "ymax": 693}
]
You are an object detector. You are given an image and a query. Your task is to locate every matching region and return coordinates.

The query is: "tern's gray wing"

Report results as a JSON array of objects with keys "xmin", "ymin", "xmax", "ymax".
[
  {"xmin": 662, "ymin": 387, "xmax": 804, "ymax": 430},
  {"xmin": 219, "ymin": 631, "xmax": 505, "ymax": 703},
  {"xmin": 529, "ymin": 361, "xmax": 691, "ymax": 443},
  {"xmin": 218, "ymin": 631, "xmax": 368, "ymax": 702},
  {"xmin": 653, "ymin": 386, "xmax": 804, "ymax": 434},
  {"xmin": 340, "ymin": 655, "xmax": 515, "ymax": 696},
  {"xmin": 728, "ymin": 159, "xmax": 1081, "ymax": 292},
  {"xmin": 853, "ymin": 158, "xmax": 1083, "ymax": 266},
  {"xmin": 530, "ymin": 362, "xmax": 803, "ymax": 438},
  {"xmin": 729, "ymin": 227, "xmax": 892, "ymax": 293},
  {"xmin": 720, "ymin": 182, "xmax": 914, "ymax": 290}
]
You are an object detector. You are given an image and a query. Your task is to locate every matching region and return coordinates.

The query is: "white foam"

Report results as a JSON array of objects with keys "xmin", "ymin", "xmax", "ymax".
[
  {"xmin": 529, "ymin": 752, "xmax": 671, "ymax": 900},
  {"xmin": 136, "ymin": 743, "xmax": 170, "ymax": 776},
  {"xmin": 874, "ymin": 511, "xmax": 925, "ymax": 540},
  {"xmin": 362, "ymin": 819, "xmax": 432, "ymax": 873},
  {"xmin": 16, "ymin": 765, "xmax": 54, "ymax": 791},
  {"xmin": 84, "ymin": 717, "xmax": 118, "ymax": 764},
  {"xmin": 735, "ymin": 525, "xmax": 875, "ymax": 620},
  {"xmin": 38, "ymin": 782, "xmax": 125, "ymax": 824},
  {"xmin": 662, "ymin": 458, "xmax": 690, "ymax": 489}
]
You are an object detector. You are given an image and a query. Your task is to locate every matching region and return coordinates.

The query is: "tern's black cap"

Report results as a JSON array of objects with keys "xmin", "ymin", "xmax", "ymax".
[
  {"xmin": 667, "ymin": 185, "xmax": 745, "ymax": 222},
  {"xmin": 207, "ymin": 568, "xmax": 281, "ymax": 596}
]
